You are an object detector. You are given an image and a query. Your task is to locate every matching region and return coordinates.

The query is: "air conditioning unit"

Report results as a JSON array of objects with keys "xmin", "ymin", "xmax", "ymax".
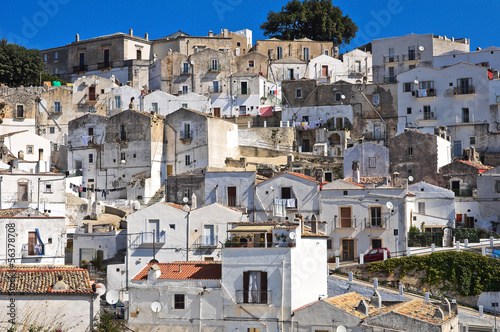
[{"xmin": 120, "ymin": 160, "xmax": 126, "ymax": 164}]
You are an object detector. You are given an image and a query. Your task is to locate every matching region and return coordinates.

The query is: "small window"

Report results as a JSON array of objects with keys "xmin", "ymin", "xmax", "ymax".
[
  {"xmin": 182, "ymin": 85, "xmax": 189, "ymax": 94},
  {"xmin": 327, "ymin": 238, "xmax": 333, "ymax": 250},
  {"xmin": 54, "ymin": 52, "xmax": 58, "ymax": 60},
  {"xmin": 403, "ymin": 82, "xmax": 412, "ymax": 92},
  {"xmin": 248, "ymin": 60, "xmax": 255, "ymax": 68},
  {"xmin": 114, "ymin": 96, "xmax": 121, "ymax": 109},
  {"xmin": 43, "ymin": 54, "xmax": 47, "ymax": 62},
  {"xmin": 49, "ymin": 127, "xmax": 55, "ymax": 134},
  {"xmin": 45, "ymin": 184, "xmax": 52, "ymax": 193},
  {"xmin": 407, "ymin": 147, "xmax": 413, "ymax": 156},
  {"xmin": 184, "ymin": 188, "xmax": 191, "ymax": 199},
  {"xmin": 470, "ymin": 137, "xmax": 476, "ymax": 145},
  {"xmin": 174, "ymin": 294, "xmax": 185, "ymax": 309},
  {"xmin": 16, "ymin": 105, "xmax": 24, "ymax": 118},
  {"xmin": 343, "ymin": 191, "xmax": 348, "ymax": 196},
  {"xmin": 88, "ymin": 127, "xmax": 94, "ymax": 136},
  {"xmin": 324, "ymin": 49, "xmax": 329, "ymax": 56},
  {"xmin": 237, "ymin": 42, "xmax": 241, "ymax": 47},
  {"xmin": 136, "ymin": 49, "xmax": 142, "ymax": 60},
  {"xmin": 407, "ymin": 107, "xmax": 412, "ymax": 114},
  {"xmin": 335, "ymin": 92, "xmax": 342, "ymax": 102},
  {"xmin": 182, "ymin": 62, "xmax": 189, "ymax": 74},
  {"xmin": 133, "ymin": 154, "xmax": 136, "ymax": 158},
  {"xmin": 296, "ymin": 88, "xmax": 302, "ymax": 98},
  {"xmin": 151, "ymin": 103, "xmax": 159, "ymax": 113},
  {"xmin": 27, "ymin": 145, "xmax": 34, "ymax": 154},
  {"xmin": 54, "ymin": 101, "xmax": 61, "ymax": 114},
  {"xmin": 369, "ymin": 157, "xmax": 376, "ymax": 168},
  {"xmin": 210, "ymin": 59, "xmax": 219, "ymax": 71},
  {"xmin": 185, "ymin": 155, "xmax": 191, "ymax": 166},
  {"xmin": 182, "ymin": 103, "xmax": 188, "ymax": 108},
  {"xmin": 88, "ymin": 154, "xmax": 94, "ymax": 163},
  {"xmin": 418, "ymin": 202, "xmax": 426, "ymax": 214},
  {"xmin": 120, "ymin": 152, "xmax": 126, "ymax": 162},
  {"xmin": 169, "ymin": 224, "xmax": 175, "ymax": 230},
  {"xmin": 120, "ymin": 124, "xmax": 126, "ymax": 141},
  {"xmin": 248, "ymin": 329, "xmax": 260, "ymax": 332},
  {"xmin": 373, "ymin": 94, "xmax": 380, "ymax": 106}
]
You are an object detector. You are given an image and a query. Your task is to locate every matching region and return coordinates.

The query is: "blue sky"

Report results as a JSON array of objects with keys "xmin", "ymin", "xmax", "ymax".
[{"xmin": 0, "ymin": 0, "xmax": 495, "ymax": 52}]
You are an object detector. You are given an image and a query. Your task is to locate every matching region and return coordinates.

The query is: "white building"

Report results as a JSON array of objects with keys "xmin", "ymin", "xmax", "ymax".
[
  {"xmin": 396, "ymin": 63, "xmax": 496, "ymax": 156},
  {"xmin": 342, "ymin": 48, "xmax": 373, "ymax": 83},
  {"xmin": 372, "ymin": 33, "xmax": 470, "ymax": 83},
  {"xmin": 72, "ymin": 75, "xmax": 118, "ymax": 114},
  {"xmin": 434, "ymin": 46, "xmax": 500, "ymax": 70},
  {"xmin": 1, "ymin": 131, "xmax": 52, "ymax": 173},
  {"xmin": 104, "ymin": 85, "xmax": 142, "ymax": 115},
  {"xmin": 320, "ymin": 179, "xmax": 407, "ymax": 260},
  {"xmin": 0, "ymin": 207, "xmax": 66, "ymax": 265},
  {"xmin": 204, "ymin": 170, "xmax": 255, "ymax": 212},
  {"xmin": 143, "ymin": 90, "xmax": 211, "ymax": 116},
  {"xmin": 344, "ymin": 142, "xmax": 390, "ymax": 178},
  {"xmin": 254, "ymin": 172, "xmax": 321, "ymax": 223},
  {"xmin": 269, "ymin": 57, "xmax": 307, "ymax": 100},
  {"xmin": 307, "ymin": 54, "xmax": 344, "ymax": 84}
]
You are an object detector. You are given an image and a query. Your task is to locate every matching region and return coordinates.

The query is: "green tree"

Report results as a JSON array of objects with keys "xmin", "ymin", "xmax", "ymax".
[
  {"xmin": 0, "ymin": 39, "xmax": 44, "ymax": 86},
  {"xmin": 260, "ymin": 0, "xmax": 358, "ymax": 45}
]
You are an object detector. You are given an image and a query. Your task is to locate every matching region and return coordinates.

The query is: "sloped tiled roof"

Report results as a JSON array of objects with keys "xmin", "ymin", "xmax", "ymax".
[
  {"xmin": 0, "ymin": 265, "xmax": 93, "ymax": 294},
  {"xmin": 458, "ymin": 160, "xmax": 493, "ymax": 172},
  {"xmin": 344, "ymin": 177, "xmax": 386, "ymax": 185},
  {"xmin": 0, "ymin": 208, "xmax": 28, "ymax": 217},
  {"xmin": 133, "ymin": 262, "xmax": 221, "ymax": 281},
  {"xmin": 392, "ymin": 299, "xmax": 452, "ymax": 324}
]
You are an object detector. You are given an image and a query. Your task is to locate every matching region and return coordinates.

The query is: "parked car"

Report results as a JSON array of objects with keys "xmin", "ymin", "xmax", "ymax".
[{"xmin": 361, "ymin": 248, "xmax": 391, "ymax": 263}]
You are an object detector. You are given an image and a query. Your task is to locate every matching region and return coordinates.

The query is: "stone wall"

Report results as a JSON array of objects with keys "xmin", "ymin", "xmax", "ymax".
[{"xmin": 238, "ymin": 127, "xmax": 294, "ymax": 151}]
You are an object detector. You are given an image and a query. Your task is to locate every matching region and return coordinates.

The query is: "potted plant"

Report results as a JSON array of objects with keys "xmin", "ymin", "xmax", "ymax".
[
  {"xmin": 258, "ymin": 238, "xmax": 265, "ymax": 247},
  {"xmin": 232, "ymin": 236, "xmax": 241, "ymax": 247}
]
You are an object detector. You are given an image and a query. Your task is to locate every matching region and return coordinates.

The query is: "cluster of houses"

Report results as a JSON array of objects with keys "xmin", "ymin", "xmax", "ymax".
[{"xmin": 0, "ymin": 27, "xmax": 499, "ymax": 331}]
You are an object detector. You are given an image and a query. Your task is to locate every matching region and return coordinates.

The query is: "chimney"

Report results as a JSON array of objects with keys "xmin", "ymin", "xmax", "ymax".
[
  {"xmin": 357, "ymin": 300, "xmax": 369, "ymax": 316},
  {"xmin": 191, "ymin": 192, "xmax": 197, "ymax": 209},
  {"xmin": 208, "ymin": 30, "xmax": 214, "ymax": 38},
  {"xmin": 178, "ymin": 264, "xmax": 182, "ymax": 273},
  {"xmin": 493, "ymin": 69, "xmax": 499, "ymax": 79},
  {"xmin": 147, "ymin": 264, "xmax": 161, "ymax": 283},
  {"xmin": 223, "ymin": 29, "xmax": 229, "ymax": 38},
  {"xmin": 297, "ymin": 214, "xmax": 305, "ymax": 234},
  {"xmin": 129, "ymin": 29, "xmax": 133, "ymax": 36},
  {"xmin": 352, "ymin": 161, "xmax": 360, "ymax": 184},
  {"xmin": 433, "ymin": 308, "xmax": 445, "ymax": 321},
  {"xmin": 76, "ymin": 34, "xmax": 80, "ymax": 42},
  {"xmin": 145, "ymin": 33, "xmax": 149, "ymax": 40},
  {"xmin": 311, "ymin": 215, "xmax": 318, "ymax": 234},
  {"xmin": 371, "ymin": 290, "xmax": 382, "ymax": 309},
  {"xmin": 440, "ymin": 298, "xmax": 451, "ymax": 317},
  {"xmin": 470, "ymin": 146, "xmax": 477, "ymax": 162}
]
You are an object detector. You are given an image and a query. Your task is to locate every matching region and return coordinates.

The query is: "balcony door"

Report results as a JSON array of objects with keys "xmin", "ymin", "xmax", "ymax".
[
  {"xmin": 204, "ymin": 225, "xmax": 214, "ymax": 246},
  {"xmin": 227, "ymin": 186, "xmax": 237, "ymax": 207},
  {"xmin": 342, "ymin": 239, "xmax": 354, "ymax": 261},
  {"xmin": 28, "ymin": 231, "xmax": 36, "ymax": 255},
  {"xmin": 149, "ymin": 219, "xmax": 160, "ymax": 242}
]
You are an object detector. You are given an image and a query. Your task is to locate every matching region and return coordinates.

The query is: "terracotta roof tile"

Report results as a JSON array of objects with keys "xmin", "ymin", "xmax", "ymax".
[
  {"xmin": 0, "ymin": 265, "xmax": 93, "ymax": 294},
  {"xmin": 344, "ymin": 177, "xmax": 386, "ymax": 185},
  {"xmin": 0, "ymin": 208, "xmax": 28, "ymax": 217},
  {"xmin": 133, "ymin": 262, "xmax": 221, "ymax": 281},
  {"xmin": 458, "ymin": 160, "xmax": 493, "ymax": 171},
  {"xmin": 342, "ymin": 179, "xmax": 365, "ymax": 188},
  {"xmin": 285, "ymin": 171, "xmax": 321, "ymax": 183},
  {"xmin": 392, "ymin": 299, "xmax": 452, "ymax": 324}
]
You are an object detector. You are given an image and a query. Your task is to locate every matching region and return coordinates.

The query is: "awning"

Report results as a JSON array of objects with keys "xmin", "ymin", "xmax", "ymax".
[
  {"xmin": 229, "ymin": 225, "xmax": 274, "ymax": 232},
  {"xmin": 259, "ymin": 106, "xmax": 273, "ymax": 117}
]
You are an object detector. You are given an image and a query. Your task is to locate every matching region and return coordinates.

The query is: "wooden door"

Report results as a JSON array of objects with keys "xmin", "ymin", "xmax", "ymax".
[
  {"xmin": 213, "ymin": 107, "xmax": 221, "ymax": 118},
  {"xmin": 342, "ymin": 239, "xmax": 354, "ymax": 261},
  {"xmin": 28, "ymin": 231, "xmax": 36, "ymax": 255},
  {"xmin": 227, "ymin": 187, "xmax": 237, "ymax": 206},
  {"xmin": 88, "ymin": 86, "xmax": 96, "ymax": 101}
]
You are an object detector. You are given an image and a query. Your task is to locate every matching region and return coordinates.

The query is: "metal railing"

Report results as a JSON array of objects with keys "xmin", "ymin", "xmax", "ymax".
[
  {"xmin": 208, "ymin": 86, "xmax": 222, "ymax": 93},
  {"xmin": 235, "ymin": 290, "xmax": 272, "ymax": 305},
  {"xmin": 423, "ymin": 112, "xmax": 436, "ymax": 120},
  {"xmin": 452, "ymin": 189, "xmax": 473, "ymax": 197},
  {"xmin": 237, "ymin": 88, "xmax": 252, "ymax": 95},
  {"xmin": 50, "ymin": 106, "xmax": 62, "ymax": 114},
  {"xmin": 402, "ymin": 53, "xmax": 421, "ymax": 61},
  {"xmin": 73, "ymin": 64, "xmax": 88, "ymax": 72},
  {"xmin": 383, "ymin": 55, "xmax": 399, "ymax": 63},
  {"xmin": 193, "ymin": 235, "xmax": 218, "ymax": 248},
  {"xmin": 414, "ymin": 88, "xmax": 436, "ymax": 98},
  {"xmin": 130, "ymin": 232, "xmax": 166, "ymax": 248},
  {"xmin": 97, "ymin": 62, "xmax": 111, "ymax": 70},
  {"xmin": 384, "ymin": 76, "xmax": 396, "ymax": 83},
  {"xmin": 454, "ymin": 86, "xmax": 475, "ymax": 95},
  {"xmin": 180, "ymin": 130, "xmax": 193, "ymax": 140}
]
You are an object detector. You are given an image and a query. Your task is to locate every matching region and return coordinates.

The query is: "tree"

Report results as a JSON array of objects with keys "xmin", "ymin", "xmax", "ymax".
[
  {"xmin": 260, "ymin": 0, "xmax": 358, "ymax": 46},
  {"xmin": 0, "ymin": 39, "xmax": 44, "ymax": 86}
]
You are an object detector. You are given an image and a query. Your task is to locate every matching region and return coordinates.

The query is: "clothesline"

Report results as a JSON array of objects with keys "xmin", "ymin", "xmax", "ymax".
[
  {"xmin": 294, "ymin": 119, "xmax": 325, "ymax": 130},
  {"xmin": 69, "ymin": 182, "xmax": 126, "ymax": 198}
]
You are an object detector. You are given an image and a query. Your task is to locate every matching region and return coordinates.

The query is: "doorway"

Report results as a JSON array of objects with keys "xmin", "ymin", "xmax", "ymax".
[{"xmin": 342, "ymin": 239, "xmax": 355, "ymax": 261}]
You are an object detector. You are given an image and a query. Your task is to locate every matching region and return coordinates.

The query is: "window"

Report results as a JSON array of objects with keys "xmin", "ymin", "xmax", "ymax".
[
  {"xmin": 407, "ymin": 107, "xmax": 412, "ymax": 114},
  {"xmin": 248, "ymin": 329, "xmax": 260, "ymax": 332},
  {"xmin": 296, "ymin": 88, "xmax": 302, "ymax": 98},
  {"xmin": 136, "ymin": 49, "xmax": 142, "ymax": 60},
  {"xmin": 120, "ymin": 152, "xmax": 126, "ymax": 163},
  {"xmin": 343, "ymin": 191, "xmax": 348, "ymax": 196},
  {"xmin": 403, "ymin": 82, "xmax": 412, "ymax": 92},
  {"xmin": 174, "ymin": 294, "xmax": 185, "ymax": 309},
  {"xmin": 182, "ymin": 103, "xmax": 188, "ymax": 108},
  {"xmin": 212, "ymin": 81, "xmax": 220, "ymax": 93},
  {"xmin": 369, "ymin": 157, "xmax": 376, "ymax": 168},
  {"xmin": 457, "ymin": 78, "xmax": 472, "ymax": 94},
  {"xmin": 182, "ymin": 85, "xmax": 189, "ymax": 94},
  {"xmin": 16, "ymin": 105, "xmax": 24, "ymax": 118},
  {"xmin": 388, "ymin": 67, "xmax": 395, "ymax": 81},
  {"xmin": 43, "ymin": 54, "xmax": 47, "ymax": 62},
  {"xmin": 373, "ymin": 94, "xmax": 380, "ymax": 106},
  {"xmin": 355, "ymin": 61, "xmax": 362, "ymax": 72},
  {"xmin": 227, "ymin": 186, "xmax": 237, "ymax": 207},
  {"xmin": 240, "ymin": 81, "xmax": 248, "ymax": 95},
  {"xmin": 372, "ymin": 238, "xmax": 382, "ymax": 249},
  {"xmin": 183, "ymin": 122, "xmax": 191, "ymax": 139},
  {"xmin": 407, "ymin": 147, "xmax": 413, "ymax": 156},
  {"xmin": 88, "ymin": 127, "xmax": 94, "ymax": 136},
  {"xmin": 210, "ymin": 59, "xmax": 219, "ymax": 71},
  {"xmin": 335, "ymin": 92, "xmax": 342, "ymax": 102},
  {"xmin": 453, "ymin": 140, "xmax": 462, "ymax": 157},
  {"xmin": 79, "ymin": 53, "xmax": 85, "ymax": 65},
  {"xmin": 409, "ymin": 64, "xmax": 416, "ymax": 70},
  {"xmin": 88, "ymin": 86, "xmax": 96, "ymax": 101},
  {"xmin": 242, "ymin": 271, "xmax": 268, "ymax": 304},
  {"xmin": 324, "ymin": 171, "xmax": 333, "ymax": 182},
  {"xmin": 324, "ymin": 49, "xmax": 329, "ymax": 56},
  {"xmin": 236, "ymin": 42, "xmax": 241, "ymax": 47},
  {"xmin": 45, "ymin": 184, "xmax": 52, "ymax": 193},
  {"xmin": 303, "ymin": 47, "xmax": 310, "ymax": 61},
  {"xmin": 18, "ymin": 182, "xmax": 29, "ymax": 202},
  {"xmin": 470, "ymin": 136, "xmax": 476, "ymax": 145},
  {"xmin": 276, "ymin": 46, "xmax": 283, "ymax": 60},
  {"xmin": 185, "ymin": 154, "xmax": 191, "ymax": 166},
  {"xmin": 103, "ymin": 49, "xmax": 110, "ymax": 66},
  {"xmin": 281, "ymin": 187, "xmax": 292, "ymax": 199},
  {"xmin": 88, "ymin": 153, "xmax": 94, "ymax": 163},
  {"xmin": 419, "ymin": 81, "xmax": 434, "ymax": 89},
  {"xmin": 327, "ymin": 238, "xmax": 333, "ymax": 250},
  {"xmin": 462, "ymin": 108, "xmax": 470, "ymax": 123},
  {"xmin": 114, "ymin": 96, "xmax": 121, "ymax": 109},
  {"xmin": 418, "ymin": 202, "xmax": 426, "ymax": 214},
  {"xmin": 151, "ymin": 103, "xmax": 158, "ymax": 113},
  {"xmin": 322, "ymin": 65, "xmax": 328, "ymax": 77},
  {"xmin": 408, "ymin": 46, "xmax": 416, "ymax": 60},
  {"xmin": 388, "ymin": 48, "xmax": 395, "ymax": 62},
  {"xmin": 248, "ymin": 60, "xmax": 255, "ymax": 68},
  {"xmin": 120, "ymin": 124, "xmax": 126, "ymax": 141},
  {"xmin": 370, "ymin": 207, "xmax": 382, "ymax": 227},
  {"xmin": 169, "ymin": 224, "xmax": 175, "ymax": 230},
  {"xmin": 340, "ymin": 207, "xmax": 352, "ymax": 228},
  {"xmin": 182, "ymin": 62, "xmax": 189, "ymax": 74},
  {"xmin": 287, "ymin": 68, "xmax": 294, "ymax": 80},
  {"xmin": 49, "ymin": 127, "xmax": 55, "ymax": 134},
  {"xmin": 54, "ymin": 101, "xmax": 61, "ymax": 114},
  {"xmin": 423, "ymin": 105, "xmax": 432, "ymax": 120},
  {"xmin": 184, "ymin": 188, "xmax": 191, "ymax": 199},
  {"xmin": 496, "ymin": 181, "xmax": 500, "ymax": 193}
]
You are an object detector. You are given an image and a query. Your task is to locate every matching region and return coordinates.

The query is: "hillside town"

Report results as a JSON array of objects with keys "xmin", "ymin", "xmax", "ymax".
[{"xmin": 1, "ymin": 15, "xmax": 500, "ymax": 332}]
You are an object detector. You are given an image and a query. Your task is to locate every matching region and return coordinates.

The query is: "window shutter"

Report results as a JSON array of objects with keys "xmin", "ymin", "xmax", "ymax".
[
  {"xmin": 243, "ymin": 271, "xmax": 249, "ymax": 303},
  {"xmin": 260, "ymin": 271, "xmax": 268, "ymax": 304}
]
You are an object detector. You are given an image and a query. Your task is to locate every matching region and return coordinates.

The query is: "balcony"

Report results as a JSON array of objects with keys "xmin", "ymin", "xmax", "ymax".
[
  {"xmin": 180, "ymin": 130, "xmax": 193, "ymax": 140},
  {"xmin": 130, "ymin": 232, "xmax": 166, "ymax": 248},
  {"xmin": 452, "ymin": 189, "xmax": 473, "ymax": 197},
  {"xmin": 349, "ymin": 66, "xmax": 367, "ymax": 76},
  {"xmin": 208, "ymin": 64, "xmax": 222, "ymax": 72},
  {"xmin": 193, "ymin": 235, "xmax": 218, "ymax": 248},
  {"xmin": 21, "ymin": 243, "xmax": 45, "ymax": 257},
  {"xmin": 454, "ymin": 86, "xmax": 475, "ymax": 95},
  {"xmin": 423, "ymin": 112, "xmax": 436, "ymax": 121},
  {"xmin": 97, "ymin": 62, "xmax": 111, "ymax": 70},
  {"xmin": 402, "ymin": 53, "xmax": 420, "ymax": 62},
  {"xmin": 384, "ymin": 76, "xmax": 396, "ymax": 83},
  {"xmin": 413, "ymin": 88, "xmax": 436, "ymax": 98},
  {"xmin": 73, "ymin": 64, "xmax": 88, "ymax": 73},
  {"xmin": 383, "ymin": 55, "xmax": 399, "ymax": 64},
  {"xmin": 208, "ymin": 86, "xmax": 222, "ymax": 94},
  {"xmin": 84, "ymin": 93, "xmax": 99, "ymax": 104},
  {"xmin": 235, "ymin": 290, "xmax": 272, "ymax": 305},
  {"xmin": 50, "ymin": 106, "xmax": 62, "ymax": 115},
  {"xmin": 237, "ymin": 88, "xmax": 252, "ymax": 95}
]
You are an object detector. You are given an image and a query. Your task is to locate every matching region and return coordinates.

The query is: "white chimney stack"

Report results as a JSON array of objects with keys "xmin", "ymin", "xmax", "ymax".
[{"xmin": 352, "ymin": 161, "xmax": 360, "ymax": 184}]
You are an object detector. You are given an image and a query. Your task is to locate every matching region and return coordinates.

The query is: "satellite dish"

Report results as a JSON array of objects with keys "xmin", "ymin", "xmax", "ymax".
[
  {"xmin": 414, "ymin": 79, "xmax": 419, "ymax": 85},
  {"xmin": 183, "ymin": 197, "xmax": 189, "ymax": 203},
  {"xmin": 151, "ymin": 302, "xmax": 162, "ymax": 313},
  {"xmin": 106, "ymin": 290, "xmax": 119, "ymax": 305},
  {"xmin": 418, "ymin": 46, "xmax": 425, "ymax": 52},
  {"xmin": 337, "ymin": 326, "xmax": 347, "ymax": 332},
  {"xmin": 95, "ymin": 79, "xmax": 100, "ymax": 84},
  {"xmin": 408, "ymin": 176, "xmax": 414, "ymax": 182},
  {"xmin": 386, "ymin": 202, "xmax": 394, "ymax": 210},
  {"xmin": 341, "ymin": 95, "xmax": 346, "ymax": 100},
  {"xmin": 289, "ymin": 232, "xmax": 296, "ymax": 240},
  {"xmin": 96, "ymin": 283, "xmax": 106, "ymax": 296}
]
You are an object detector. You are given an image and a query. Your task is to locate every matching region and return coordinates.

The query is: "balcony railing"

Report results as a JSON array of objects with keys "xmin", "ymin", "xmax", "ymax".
[
  {"xmin": 349, "ymin": 66, "xmax": 367, "ymax": 75},
  {"xmin": 384, "ymin": 76, "xmax": 396, "ymax": 83},
  {"xmin": 237, "ymin": 88, "xmax": 251, "ymax": 95},
  {"xmin": 208, "ymin": 86, "xmax": 222, "ymax": 93},
  {"xmin": 21, "ymin": 243, "xmax": 45, "ymax": 257},
  {"xmin": 73, "ymin": 64, "xmax": 88, "ymax": 73},
  {"xmin": 97, "ymin": 62, "xmax": 111, "ymax": 70},
  {"xmin": 180, "ymin": 130, "xmax": 193, "ymax": 140},
  {"xmin": 452, "ymin": 189, "xmax": 473, "ymax": 197},
  {"xmin": 224, "ymin": 240, "xmax": 296, "ymax": 248},
  {"xmin": 402, "ymin": 53, "xmax": 420, "ymax": 61},
  {"xmin": 208, "ymin": 64, "xmax": 222, "ymax": 72},
  {"xmin": 50, "ymin": 106, "xmax": 62, "ymax": 115},
  {"xmin": 193, "ymin": 235, "xmax": 218, "ymax": 248},
  {"xmin": 130, "ymin": 232, "xmax": 166, "ymax": 248},
  {"xmin": 423, "ymin": 112, "xmax": 436, "ymax": 120},
  {"xmin": 413, "ymin": 88, "xmax": 436, "ymax": 98},
  {"xmin": 235, "ymin": 290, "xmax": 272, "ymax": 305},
  {"xmin": 454, "ymin": 86, "xmax": 475, "ymax": 95},
  {"xmin": 383, "ymin": 55, "xmax": 399, "ymax": 63}
]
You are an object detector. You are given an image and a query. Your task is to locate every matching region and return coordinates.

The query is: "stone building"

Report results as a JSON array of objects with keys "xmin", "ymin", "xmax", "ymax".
[
  {"xmin": 251, "ymin": 37, "xmax": 335, "ymax": 61},
  {"xmin": 0, "ymin": 87, "xmax": 42, "ymax": 134}
]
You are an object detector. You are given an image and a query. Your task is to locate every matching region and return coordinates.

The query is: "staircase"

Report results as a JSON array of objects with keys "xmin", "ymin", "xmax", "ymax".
[{"xmin": 147, "ymin": 184, "xmax": 166, "ymax": 206}]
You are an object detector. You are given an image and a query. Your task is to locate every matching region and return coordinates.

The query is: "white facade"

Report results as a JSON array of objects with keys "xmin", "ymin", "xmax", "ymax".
[
  {"xmin": 307, "ymin": 54, "xmax": 344, "ymax": 84},
  {"xmin": 0, "ymin": 208, "xmax": 66, "ymax": 265},
  {"xmin": 269, "ymin": 57, "xmax": 307, "ymax": 100},
  {"xmin": 434, "ymin": 46, "xmax": 500, "ymax": 70},
  {"xmin": 342, "ymin": 48, "xmax": 373, "ymax": 83},
  {"xmin": 344, "ymin": 142, "xmax": 390, "ymax": 178},
  {"xmin": 72, "ymin": 230, "xmax": 127, "ymax": 267},
  {"xmin": 143, "ymin": 90, "xmax": 211, "ymax": 115},
  {"xmin": 204, "ymin": 170, "xmax": 255, "ymax": 211},
  {"xmin": 255, "ymin": 172, "xmax": 321, "ymax": 223},
  {"xmin": 397, "ymin": 63, "xmax": 495, "ymax": 155},
  {"xmin": 104, "ymin": 85, "xmax": 141, "ymax": 115},
  {"xmin": 72, "ymin": 75, "xmax": 118, "ymax": 112},
  {"xmin": 3, "ymin": 131, "xmax": 52, "ymax": 172},
  {"xmin": 320, "ymin": 180, "xmax": 407, "ymax": 260}
]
